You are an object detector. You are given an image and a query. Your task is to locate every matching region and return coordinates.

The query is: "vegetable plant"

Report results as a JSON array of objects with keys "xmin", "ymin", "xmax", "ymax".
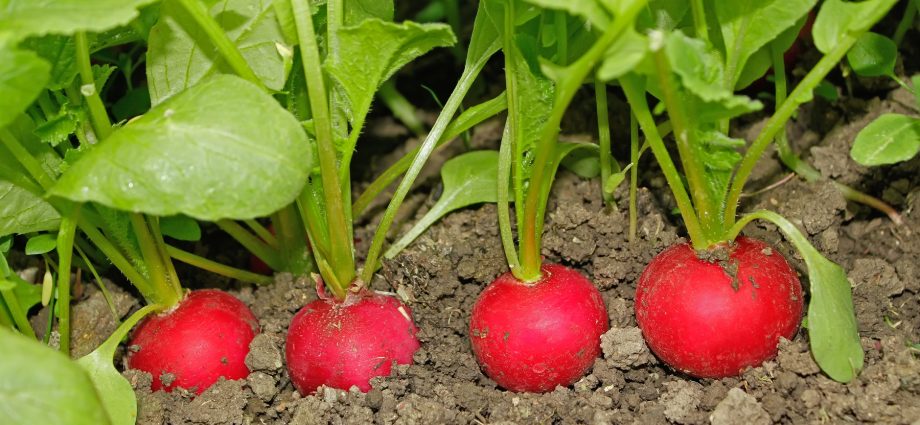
[
  {"xmin": 280, "ymin": 0, "xmax": 510, "ymax": 394},
  {"xmin": 467, "ymin": 0, "xmax": 657, "ymax": 393},
  {"xmin": 1, "ymin": 0, "xmax": 314, "ymax": 402},
  {"xmin": 612, "ymin": 0, "xmax": 898, "ymax": 382}
]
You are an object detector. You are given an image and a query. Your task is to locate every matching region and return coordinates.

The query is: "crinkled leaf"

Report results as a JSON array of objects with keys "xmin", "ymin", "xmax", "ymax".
[
  {"xmin": 666, "ymin": 31, "xmax": 728, "ymax": 102},
  {"xmin": 694, "ymin": 130, "xmax": 744, "ymax": 205},
  {"xmin": 0, "ymin": 182, "xmax": 60, "ymax": 237},
  {"xmin": 345, "ymin": 0, "xmax": 393, "ymax": 24},
  {"xmin": 50, "ymin": 75, "xmax": 311, "ymax": 221},
  {"xmin": 747, "ymin": 210, "xmax": 863, "ymax": 382},
  {"xmin": 21, "ymin": 35, "xmax": 77, "ymax": 90},
  {"xmin": 159, "ymin": 215, "xmax": 201, "ymax": 241},
  {"xmin": 0, "ymin": 0, "xmax": 157, "ymax": 45},
  {"xmin": 385, "ymin": 150, "xmax": 498, "ymax": 258},
  {"xmin": 686, "ymin": 92, "xmax": 763, "ymax": 123},
  {"xmin": 325, "ymin": 19, "xmax": 455, "ymax": 152},
  {"xmin": 813, "ymin": 0, "xmax": 899, "ymax": 54},
  {"xmin": 25, "ymin": 234, "xmax": 57, "ymax": 255},
  {"xmin": 597, "ymin": 28, "xmax": 648, "ymax": 81},
  {"xmin": 147, "ymin": 0, "xmax": 294, "ymax": 105},
  {"xmin": 850, "ymin": 114, "xmax": 920, "ymax": 166},
  {"xmin": 715, "ymin": 0, "xmax": 816, "ymax": 87},
  {"xmin": 77, "ymin": 305, "xmax": 156, "ymax": 425},
  {"xmin": 0, "ymin": 47, "xmax": 50, "ymax": 129},
  {"xmin": 0, "ymin": 327, "xmax": 111, "ymax": 425},
  {"xmin": 847, "ymin": 32, "xmax": 897, "ymax": 78}
]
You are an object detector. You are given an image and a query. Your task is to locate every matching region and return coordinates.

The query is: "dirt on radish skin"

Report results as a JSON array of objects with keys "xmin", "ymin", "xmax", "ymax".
[
  {"xmin": 285, "ymin": 290, "xmax": 420, "ymax": 394},
  {"xmin": 126, "ymin": 289, "xmax": 260, "ymax": 394}
]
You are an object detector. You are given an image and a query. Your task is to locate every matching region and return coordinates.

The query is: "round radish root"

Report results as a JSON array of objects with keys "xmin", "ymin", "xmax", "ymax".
[
  {"xmin": 635, "ymin": 237, "xmax": 804, "ymax": 378},
  {"xmin": 285, "ymin": 291, "xmax": 420, "ymax": 394},
  {"xmin": 126, "ymin": 289, "xmax": 260, "ymax": 394},
  {"xmin": 469, "ymin": 263, "xmax": 609, "ymax": 392}
]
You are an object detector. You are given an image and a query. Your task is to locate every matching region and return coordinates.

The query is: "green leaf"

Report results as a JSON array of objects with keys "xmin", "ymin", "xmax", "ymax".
[
  {"xmin": 78, "ymin": 305, "xmax": 157, "ymax": 425},
  {"xmin": 0, "ymin": 47, "xmax": 51, "ymax": 129},
  {"xmin": 384, "ymin": 150, "xmax": 499, "ymax": 258},
  {"xmin": 734, "ymin": 15, "xmax": 809, "ymax": 90},
  {"xmin": 737, "ymin": 210, "xmax": 863, "ymax": 382},
  {"xmin": 345, "ymin": 0, "xmax": 394, "ymax": 24},
  {"xmin": 50, "ymin": 75, "xmax": 312, "ymax": 221},
  {"xmin": 561, "ymin": 145, "xmax": 602, "ymax": 178},
  {"xmin": 603, "ymin": 163, "xmax": 632, "ymax": 194},
  {"xmin": 159, "ymin": 215, "xmax": 201, "ymax": 241},
  {"xmin": 715, "ymin": 0, "xmax": 816, "ymax": 88},
  {"xmin": 12, "ymin": 275, "xmax": 42, "ymax": 313},
  {"xmin": 25, "ymin": 234, "xmax": 57, "ymax": 255},
  {"xmin": 812, "ymin": 0, "xmax": 900, "ymax": 54},
  {"xmin": 814, "ymin": 79, "xmax": 838, "ymax": 101},
  {"xmin": 597, "ymin": 28, "xmax": 648, "ymax": 81},
  {"xmin": 522, "ymin": 0, "xmax": 614, "ymax": 28},
  {"xmin": 21, "ymin": 36, "xmax": 77, "ymax": 90},
  {"xmin": 0, "ymin": 0, "xmax": 158, "ymax": 46},
  {"xmin": 846, "ymin": 32, "xmax": 897, "ymax": 78},
  {"xmin": 146, "ymin": 0, "xmax": 294, "ymax": 105},
  {"xmin": 636, "ymin": 0, "xmax": 689, "ymax": 31},
  {"xmin": 850, "ymin": 114, "xmax": 920, "ymax": 166},
  {"xmin": 325, "ymin": 19, "xmax": 455, "ymax": 151},
  {"xmin": 0, "ymin": 327, "xmax": 112, "ymax": 425},
  {"xmin": 0, "ymin": 181, "xmax": 60, "ymax": 237},
  {"xmin": 694, "ymin": 130, "xmax": 744, "ymax": 206},
  {"xmin": 665, "ymin": 31, "xmax": 727, "ymax": 102}
]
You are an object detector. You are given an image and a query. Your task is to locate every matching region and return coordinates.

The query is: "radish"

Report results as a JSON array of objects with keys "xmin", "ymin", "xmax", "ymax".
[
  {"xmin": 126, "ymin": 289, "xmax": 259, "ymax": 394},
  {"xmin": 285, "ymin": 290, "xmax": 419, "ymax": 393},
  {"xmin": 470, "ymin": 264, "xmax": 608, "ymax": 392},
  {"xmin": 616, "ymin": 1, "xmax": 885, "ymax": 382},
  {"xmin": 635, "ymin": 237, "xmax": 803, "ymax": 377}
]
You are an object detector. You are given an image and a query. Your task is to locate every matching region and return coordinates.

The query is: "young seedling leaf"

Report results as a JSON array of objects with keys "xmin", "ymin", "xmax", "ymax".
[
  {"xmin": 597, "ymin": 28, "xmax": 648, "ymax": 81},
  {"xmin": 0, "ymin": 327, "xmax": 112, "ymax": 425},
  {"xmin": 846, "ymin": 32, "xmax": 898, "ymax": 78},
  {"xmin": 25, "ymin": 234, "xmax": 57, "ymax": 255},
  {"xmin": 850, "ymin": 114, "xmax": 920, "ymax": 166},
  {"xmin": 734, "ymin": 211, "xmax": 863, "ymax": 382},
  {"xmin": 812, "ymin": 0, "xmax": 900, "ymax": 54},
  {"xmin": 0, "ymin": 181, "xmax": 60, "ymax": 237},
  {"xmin": 603, "ymin": 163, "xmax": 632, "ymax": 194},
  {"xmin": 0, "ymin": 0, "xmax": 157, "ymax": 45},
  {"xmin": 159, "ymin": 215, "xmax": 202, "ymax": 242},
  {"xmin": 694, "ymin": 130, "xmax": 744, "ymax": 206},
  {"xmin": 734, "ymin": 15, "xmax": 810, "ymax": 90},
  {"xmin": 814, "ymin": 80, "xmax": 839, "ymax": 101},
  {"xmin": 21, "ymin": 35, "xmax": 77, "ymax": 90},
  {"xmin": 715, "ymin": 0, "xmax": 816, "ymax": 87},
  {"xmin": 147, "ymin": 0, "xmax": 294, "ymax": 105},
  {"xmin": 562, "ymin": 146, "xmax": 603, "ymax": 178},
  {"xmin": 325, "ymin": 19, "xmax": 455, "ymax": 149},
  {"xmin": 77, "ymin": 305, "xmax": 157, "ymax": 425},
  {"xmin": 50, "ymin": 75, "xmax": 312, "ymax": 221},
  {"xmin": 0, "ymin": 47, "xmax": 51, "ymax": 129},
  {"xmin": 384, "ymin": 150, "xmax": 499, "ymax": 259}
]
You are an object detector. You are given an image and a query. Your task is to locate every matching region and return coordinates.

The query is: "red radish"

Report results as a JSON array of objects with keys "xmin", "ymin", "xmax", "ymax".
[
  {"xmin": 635, "ymin": 237, "xmax": 803, "ymax": 378},
  {"xmin": 285, "ymin": 290, "xmax": 420, "ymax": 394},
  {"xmin": 469, "ymin": 263, "xmax": 608, "ymax": 392},
  {"xmin": 126, "ymin": 289, "xmax": 260, "ymax": 394}
]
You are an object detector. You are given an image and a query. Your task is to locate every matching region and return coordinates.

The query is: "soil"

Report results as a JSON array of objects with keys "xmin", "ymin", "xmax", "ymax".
[{"xmin": 16, "ymin": 27, "xmax": 920, "ymax": 425}]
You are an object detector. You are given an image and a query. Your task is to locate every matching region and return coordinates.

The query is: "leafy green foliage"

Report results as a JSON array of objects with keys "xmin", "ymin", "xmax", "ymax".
[
  {"xmin": 146, "ymin": 0, "xmax": 295, "ymax": 105},
  {"xmin": 325, "ymin": 19, "xmax": 455, "ymax": 152},
  {"xmin": 714, "ymin": 0, "xmax": 816, "ymax": 88},
  {"xmin": 21, "ymin": 36, "xmax": 77, "ymax": 90},
  {"xmin": 25, "ymin": 234, "xmax": 57, "ymax": 255},
  {"xmin": 0, "ymin": 327, "xmax": 112, "ymax": 425},
  {"xmin": 0, "ymin": 47, "xmax": 50, "ymax": 129},
  {"xmin": 847, "ymin": 32, "xmax": 897, "ymax": 78},
  {"xmin": 50, "ymin": 75, "xmax": 312, "ymax": 221},
  {"xmin": 0, "ymin": 182, "xmax": 60, "ymax": 237},
  {"xmin": 159, "ymin": 215, "xmax": 202, "ymax": 241},
  {"xmin": 850, "ymin": 114, "xmax": 920, "ymax": 166},
  {"xmin": 78, "ymin": 305, "xmax": 157, "ymax": 425},
  {"xmin": 597, "ymin": 28, "xmax": 647, "ymax": 81},
  {"xmin": 812, "ymin": 0, "xmax": 900, "ymax": 54},
  {"xmin": 734, "ymin": 15, "xmax": 809, "ymax": 90},
  {"xmin": 523, "ymin": 0, "xmax": 614, "ymax": 28},
  {"xmin": 385, "ymin": 151, "xmax": 499, "ymax": 258},
  {"xmin": 0, "ymin": 0, "xmax": 157, "ymax": 46}
]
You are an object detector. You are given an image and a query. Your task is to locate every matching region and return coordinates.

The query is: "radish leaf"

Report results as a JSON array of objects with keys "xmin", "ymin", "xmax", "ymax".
[
  {"xmin": 0, "ymin": 182, "xmax": 60, "ymax": 237},
  {"xmin": 385, "ymin": 150, "xmax": 499, "ymax": 259},
  {"xmin": 78, "ymin": 305, "xmax": 158, "ymax": 425},
  {"xmin": 147, "ymin": 0, "xmax": 294, "ymax": 105},
  {"xmin": 0, "ymin": 0, "xmax": 157, "ymax": 45},
  {"xmin": 0, "ymin": 47, "xmax": 50, "ymax": 129},
  {"xmin": 847, "ymin": 32, "xmax": 897, "ymax": 78},
  {"xmin": 24, "ymin": 234, "xmax": 57, "ymax": 255},
  {"xmin": 813, "ymin": 0, "xmax": 899, "ymax": 54},
  {"xmin": 50, "ymin": 75, "xmax": 311, "ymax": 221},
  {"xmin": 0, "ymin": 328, "xmax": 112, "ymax": 425},
  {"xmin": 159, "ymin": 215, "xmax": 202, "ymax": 242},
  {"xmin": 850, "ymin": 114, "xmax": 920, "ymax": 166}
]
